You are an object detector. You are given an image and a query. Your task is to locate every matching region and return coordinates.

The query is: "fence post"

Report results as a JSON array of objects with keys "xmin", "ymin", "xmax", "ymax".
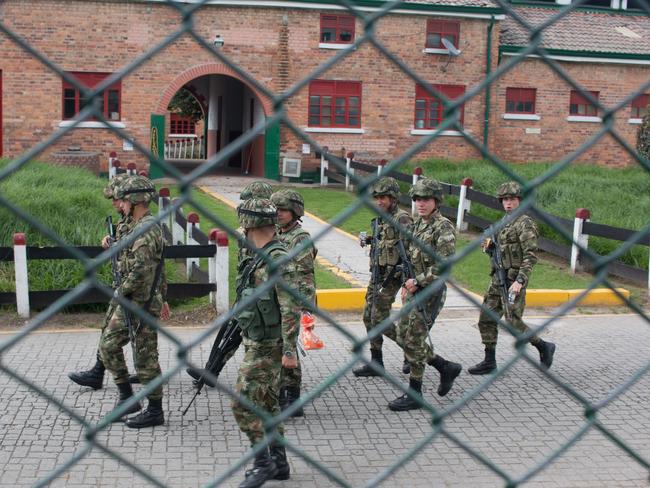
[
  {"xmin": 456, "ymin": 177, "xmax": 473, "ymax": 232},
  {"xmin": 13, "ymin": 233, "xmax": 30, "ymax": 318},
  {"xmin": 186, "ymin": 213, "xmax": 200, "ymax": 279},
  {"xmin": 172, "ymin": 198, "xmax": 184, "ymax": 245},
  {"xmin": 158, "ymin": 188, "xmax": 172, "ymax": 243},
  {"xmin": 108, "ymin": 151, "xmax": 117, "ymax": 178},
  {"xmin": 411, "ymin": 167, "xmax": 422, "ymax": 216},
  {"xmin": 571, "ymin": 208, "xmax": 590, "ymax": 274},
  {"xmin": 209, "ymin": 229, "xmax": 229, "ymax": 312},
  {"xmin": 378, "ymin": 158, "xmax": 386, "ymax": 176},
  {"xmin": 345, "ymin": 152, "xmax": 355, "ymax": 192},
  {"xmin": 320, "ymin": 146, "xmax": 329, "ymax": 186},
  {"xmin": 127, "ymin": 162, "xmax": 136, "ymax": 176},
  {"xmin": 110, "ymin": 158, "xmax": 121, "ymax": 179}
]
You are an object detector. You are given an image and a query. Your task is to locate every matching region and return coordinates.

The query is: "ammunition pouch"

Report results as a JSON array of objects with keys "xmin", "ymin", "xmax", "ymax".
[{"xmin": 236, "ymin": 288, "xmax": 282, "ymax": 341}]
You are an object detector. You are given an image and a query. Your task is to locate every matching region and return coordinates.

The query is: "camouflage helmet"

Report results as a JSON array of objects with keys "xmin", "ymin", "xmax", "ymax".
[
  {"xmin": 103, "ymin": 173, "xmax": 130, "ymax": 200},
  {"xmin": 238, "ymin": 197, "xmax": 278, "ymax": 229},
  {"xmin": 240, "ymin": 181, "xmax": 273, "ymax": 201},
  {"xmin": 116, "ymin": 175, "xmax": 157, "ymax": 204},
  {"xmin": 496, "ymin": 181, "xmax": 523, "ymax": 201},
  {"xmin": 271, "ymin": 189, "xmax": 304, "ymax": 217},
  {"xmin": 372, "ymin": 177, "xmax": 400, "ymax": 199},
  {"xmin": 409, "ymin": 177, "xmax": 443, "ymax": 202}
]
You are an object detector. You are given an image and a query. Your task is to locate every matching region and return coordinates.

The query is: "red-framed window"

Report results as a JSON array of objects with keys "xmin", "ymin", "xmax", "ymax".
[
  {"xmin": 169, "ymin": 114, "xmax": 196, "ymax": 135},
  {"xmin": 320, "ymin": 14, "xmax": 355, "ymax": 44},
  {"xmin": 631, "ymin": 93, "xmax": 649, "ymax": 119},
  {"xmin": 62, "ymin": 72, "xmax": 121, "ymax": 120},
  {"xmin": 505, "ymin": 87, "xmax": 536, "ymax": 114},
  {"xmin": 426, "ymin": 20, "xmax": 460, "ymax": 49},
  {"xmin": 414, "ymin": 84, "xmax": 465, "ymax": 129},
  {"xmin": 569, "ymin": 90, "xmax": 599, "ymax": 116},
  {"xmin": 308, "ymin": 80, "xmax": 361, "ymax": 128}
]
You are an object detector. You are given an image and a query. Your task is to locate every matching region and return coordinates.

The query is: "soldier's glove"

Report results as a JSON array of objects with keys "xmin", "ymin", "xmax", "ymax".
[
  {"xmin": 359, "ymin": 231, "xmax": 371, "ymax": 248},
  {"xmin": 482, "ymin": 238, "xmax": 495, "ymax": 253}
]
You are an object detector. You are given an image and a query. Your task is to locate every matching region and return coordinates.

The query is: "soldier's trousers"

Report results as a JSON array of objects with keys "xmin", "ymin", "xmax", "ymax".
[
  {"xmin": 397, "ymin": 286, "xmax": 447, "ymax": 382},
  {"xmin": 99, "ymin": 304, "xmax": 163, "ymax": 400},
  {"xmin": 477, "ymin": 284, "xmax": 539, "ymax": 347},
  {"xmin": 232, "ymin": 338, "xmax": 284, "ymax": 446},
  {"xmin": 362, "ymin": 273, "xmax": 402, "ymax": 352},
  {"xmin": 280, "ymin": 354, "xmax": 301, "ymax": 390}
]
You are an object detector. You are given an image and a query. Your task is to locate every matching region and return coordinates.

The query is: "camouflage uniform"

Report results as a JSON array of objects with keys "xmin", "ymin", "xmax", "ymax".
[
  {"xmin": 99, "ymin": 211, "xmax": 166, "ymax": 398},
  {"xmin": 362, "ymin": 178, "xmax": 413, "ymax": 353},
  {"xmin": 231, "ymin": 198, "xmax": 296, "ymax": 486},
  {"xmin": 469, "ymin": 181, "xmax": 556, "ymax": 375},
  {"xmin": 272, "ymin": 190, "xmax": 317, "ymax": 416},
  {"xmin": 236, "ymin": 181, "xmax": 273, "ymax": 265},
  {"xmin": 388, "ymin": 178, "xmax": 462, "ymax": 411}
]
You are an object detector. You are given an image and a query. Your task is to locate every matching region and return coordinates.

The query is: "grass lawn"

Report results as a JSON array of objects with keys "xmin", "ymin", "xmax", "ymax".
[{"xmin": 158, "ymin": 185, "xmax": 351, "ymax": 310}]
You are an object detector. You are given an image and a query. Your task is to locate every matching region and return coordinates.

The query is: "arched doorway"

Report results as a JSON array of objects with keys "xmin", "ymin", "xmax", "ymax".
[{"xmin": 154, "ymin": 64, "xmax": 272, "ymax": 178}]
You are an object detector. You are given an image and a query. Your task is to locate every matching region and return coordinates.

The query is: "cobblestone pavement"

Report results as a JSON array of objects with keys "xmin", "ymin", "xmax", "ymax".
[{"xmin": 1, "ymin": 311, "xmax": 649, "ymax": 487}]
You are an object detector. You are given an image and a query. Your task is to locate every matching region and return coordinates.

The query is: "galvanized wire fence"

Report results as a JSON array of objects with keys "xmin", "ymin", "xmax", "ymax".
[{"xmin": 1, "ymin": 0, "xmax": 650, "ymax": 486}]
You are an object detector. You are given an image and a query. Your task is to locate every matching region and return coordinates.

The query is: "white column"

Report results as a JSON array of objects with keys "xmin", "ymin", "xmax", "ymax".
[
  {"xmin": 345, "ymin": 153, "xmax": 354, "ymax": 192},
  {"xmin": 456, "ymin": 177, "xmax": 473, "ymax": 232},
  {"xmin": 207, "ymin": 77, "xmax": 219, "ymax": 159},
  {"xmin": 571, "ymin": 208, "xmax": 591, "ymax": 274},
  {"xmin": 211, "ymin": 230, "xmax": 229, "ymax": 313},
  {"xmin": 108, "ymin": 151, "xmax": 117, "ymax": 179},
  {"xmin": 377, "ymin": 158, "xmax": 386, "ymax": 176},
  {"xmin": 13, "ymin": 233, "xmax": 30, "ymax": 318},
  {"xmin": 320, "ymin": 147, "xmax": 329, "ymax": 186},
  {"xmin": 127, "ymin": 163, "xmax": 137, "ymax": 176},
  {"xmin": 172, "ymin": 198, "xmax": 185, "ymax": 246},
  {"xmin": 186, "ymin": 213, "xmax": 200, "ymax": 280},
  {"xmin": 411, "ymin": 167, "xmax": 422, "ymax": 216}
]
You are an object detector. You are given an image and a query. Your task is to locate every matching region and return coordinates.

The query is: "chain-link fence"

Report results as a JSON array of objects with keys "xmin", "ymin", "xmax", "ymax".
[{"xmin": 1, "ymin": 0, "xmax": 650, "ymax": 486}]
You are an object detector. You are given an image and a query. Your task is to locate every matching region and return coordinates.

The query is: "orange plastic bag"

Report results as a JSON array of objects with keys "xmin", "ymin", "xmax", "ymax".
[{"xmin": 300, "ymin": 312, "xmax": 324, "ymax": 350}]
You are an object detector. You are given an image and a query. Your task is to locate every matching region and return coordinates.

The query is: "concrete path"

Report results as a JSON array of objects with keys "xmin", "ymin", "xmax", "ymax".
[
  {"xmin": 1, "ymin": 311, "xmax": 649, "ymax": 487},
  {"xmin": 197, "ymin": 175, "xmax": 480, "ymax": 310}
]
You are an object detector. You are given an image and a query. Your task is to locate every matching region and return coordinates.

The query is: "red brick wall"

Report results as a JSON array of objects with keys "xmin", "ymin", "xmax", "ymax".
[{"xmin": 492, "ymin": 58, "xmax": 648, "ymax": 166}]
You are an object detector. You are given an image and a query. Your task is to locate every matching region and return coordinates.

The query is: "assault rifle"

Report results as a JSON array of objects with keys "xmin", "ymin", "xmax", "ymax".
[
  {"xmin": 106, "ymin": 216, "xmax": 135, "ymax": 343},
  {"xmin": 182, "ymin": 253, "xmax": 262, "ymax": 416},
  {"xmin": 369, "ymin": 218, "xmax": 380, "ymax": 324},
  {"xmin": 485, "ymin": 234, "xmax": 513, "ymax": 322}
]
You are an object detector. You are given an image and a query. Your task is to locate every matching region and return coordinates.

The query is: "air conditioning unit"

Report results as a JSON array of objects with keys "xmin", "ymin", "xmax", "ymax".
[{"xmin": 282, "ymin": 158, "xmax": 301, "ymax": 178}]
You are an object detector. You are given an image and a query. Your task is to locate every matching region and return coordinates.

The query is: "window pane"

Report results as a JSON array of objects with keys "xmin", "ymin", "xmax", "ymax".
[
  {"xmin": 349, "ymin": 117, "xmax": 359, "ymax": 126},
  {"xmin": 64, "ymin": 99, "xmax": 76, "ymax": 119},
  {"xmin": 349, "ymin": 108, "xmax": 359, "ymax": 116},
  {"xmin": 524, "ymin": 102, "xmax": 533, "ymax": 113},
  {"xmin": 322, "ymin": 96, "xmax": 331, "ymax": 106},
  {"xmin": 335, "ymin": 106, "xmax": 345, "ymax": 116},
  {"xmin": 64, "ymin": 88, "xmax": 76, "ymax": 99},
  {"xmin": 516, "ymin": 101, "xmax": 524, "ymax": 112},
  {"xmin": 506, "ymin": 100, "xmax": 515, "ymax": 113},
  {"xmin": 322, "ymin": 116, "xmax": 331, "ymax": 125},
  {"xmin": 335, "ymin": 115, "xmax": 345, "ymax": 124},
  {"xmin": 349, "ymin": 97, "xmax": 359, "ymax": 106},
  {"xmin": 335, "ymin": 97, "xmax": 346, "ymax": 106},
  {"xmin": 570, "ymin": 104, "xmax": 578, "ymax": 115},
  {"xmin": 309, "ymin": 116, "xmax": 320, "ymax": 125},
  {"xmin": 339, "ymin": 30, "xmax": 352, "ymax": 42},
  {"xmin": 442, "ymin": 34, "xmax": 456, "ymax": 47},
  {"xmin": 309, "ymin": 105, "xmax": 320, "ymax": 115},
  {"xmin": 322, "ymin": 106, "xmax": 331, "ymax": 116},
  {"xmin": 415, "ymin": 119, "xmax": 425, "ymax": 129},
  {"xmin": 321, "ymin": 29, "xmax": 335, "ymax": 42},
  {"xmin": 416, "ymin": 99, "xmax": 426, "ymax": 109},
  {"xmin": 415, "ymin": 109, "xmax": 425, "ymax": 119},
  {"xmin": 427, "ymin": 33, "xmax": 441, "ymax": 47},
  {"xmin": 309, "ymin": 96, "xmax": 320, "ymax": 105}
]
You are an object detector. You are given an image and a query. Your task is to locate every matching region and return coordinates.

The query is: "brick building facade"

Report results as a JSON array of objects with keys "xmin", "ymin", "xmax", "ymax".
[{"xmin": 0, "ymin": 0, "xmax": 648, "ymax": 179}]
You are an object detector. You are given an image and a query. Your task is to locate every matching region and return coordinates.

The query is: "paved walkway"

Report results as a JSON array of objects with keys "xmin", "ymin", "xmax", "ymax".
[
  {"xmin": 197, "ymin": 175, "xmax": 480, "ymax": 309},
  {"xmin": 1, "ymin": 312, "xmax": 649, "ymax": 487}
]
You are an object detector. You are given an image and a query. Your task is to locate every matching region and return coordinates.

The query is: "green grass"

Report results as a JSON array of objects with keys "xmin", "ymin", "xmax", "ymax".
[{"xmin": 159, "ymin": 185, "xmax": 352, "ymax": 308}]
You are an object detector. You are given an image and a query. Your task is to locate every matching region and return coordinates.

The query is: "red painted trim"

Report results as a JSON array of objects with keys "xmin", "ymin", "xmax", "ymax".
[
  {"xmin": 576, "ymin": 208, "xmax": 591, "ymax": 219},
  {"xmin": 379, "ymin": 159, "xmax": 387, "ymax": 166},
  {"xmin": 112, "ymin": 159, "xmax": 121, "ymax": 168},
  {"xmin": 187, "ymin": 212, "xmax": 200, "ymax": 224},
  {"xmin": 109, "ymin": 151, "xmax": 117, "ymax": 158},
  {"xmin": 413, "ymin": 167, "xmax": 423, "ymax": 176},
  {"xmin": 347, "ymin": 152, "xmax": 354, "ymax": 159},
  {"xmin": 209, "ymin": 228, "xmax": 219, "ymax": 242},
  {"xmin": 14, "ymin": 233, "xmax": 26, "ymax": 246},
  {"xmin": 505, "ymin": 87, "xmax": 536, "ymax": 115},
  {"xmin": 462, "ymin": 177, "xmax": 473, "ymax": 186},
  {"xmin": 216, "ymin": 230, "xmax": 229, "ymax": 247},
  {"xmin": 127, "ymin": 163, "xmax": 136, "ymax": 170},
  {"xmin": 159, "ymin": 187, "xmax": 170, "ymax": 197}
]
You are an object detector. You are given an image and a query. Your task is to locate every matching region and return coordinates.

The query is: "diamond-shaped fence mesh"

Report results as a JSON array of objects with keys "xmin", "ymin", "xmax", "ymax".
[{"xmin": 1, "ymin": 0, "xmax": 649, "ymax": 486}]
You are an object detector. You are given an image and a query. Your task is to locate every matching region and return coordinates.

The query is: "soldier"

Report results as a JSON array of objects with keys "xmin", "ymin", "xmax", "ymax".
[
  {"xmin": 468, "ymin": 181, "xmax": 556, "ymax": 375},
  {"xmin": 388, "ymin": 178, "xmax": 462, "ymax": 411},
  {"xmin": 271, "ymin": 189, "xmax": 317, "ymax": 417},
  {"xmin": 232, "ymin": 198, "xmax": 300, "ymax": 488},
  {"xmin": 68, "ymin": 174, "xmax": 140, "ymax": 389},
  {"xmin": 354, "ymin": 176, "xmax": 413, "ymax": 377},
  {"xmin": 99, "ymin": 175, "xmax": 169, "ymax": 428}
]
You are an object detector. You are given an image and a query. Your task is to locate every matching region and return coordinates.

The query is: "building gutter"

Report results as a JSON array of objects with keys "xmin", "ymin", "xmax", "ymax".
[
  {"xmin": 483, "ymin": 16, "xmax": 495, "ymax": 147},
  {"xmin": 500, "ymin": 46, "xmax": 650, "ymax": 65}
]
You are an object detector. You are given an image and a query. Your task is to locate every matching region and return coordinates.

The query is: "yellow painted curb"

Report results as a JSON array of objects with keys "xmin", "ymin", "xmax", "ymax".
[
  {"xmin": 567, "ymin": 288, "xmax": 630, "ymax": 306},
  {"xmin": 525, "ymin": 289, "xmax": 570, "ymax": 307},
  {"xmin": 317, "ymin": 289, "xmax": 366, "ymax": 311}
]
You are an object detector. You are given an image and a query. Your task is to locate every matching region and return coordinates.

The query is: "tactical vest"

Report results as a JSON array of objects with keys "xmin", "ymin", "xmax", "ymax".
[
  {"xmin": 497, "ymin": 215, "xmax": 529, "ymax": 270},
  {"xmin": 376, "ymin": 207, "xmax": 411, "ymax": 267},
  {"xmin": 236, "ymin": 241, "xmax": 285, "ymax": 342}
]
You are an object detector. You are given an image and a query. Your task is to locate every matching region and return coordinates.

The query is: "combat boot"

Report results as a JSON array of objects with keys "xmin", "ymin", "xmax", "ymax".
[
  {"xmin": 353, "ymin": 349, "xmax": 384, "ymax": 377},
  {"xmin": 283, "ymin": 386, "xmax": 304, "ymax": 417},
  {"xmin": 186, "ymin": 366, "xmax": 217, "ymax": 388},
  {"xmin": 468, "ymin": 347, "xmax": 497, "ymax": 375},
  {"xmin": 112, "ymin": 382, "xmax": 142, "ymax": 422},
  {"xmin": 388, "ymin": 379, "xmax": 423, "ymax": 411},
  {"xmin": 402, "ymin": 357, "xmax": 411, "ymax": 375},
  {"xmin": 278, "ymin": 386, "xmax": 289, "ymax": 411},
  {"xmin": 430, "ymin": 355, "xmax": 462, "ymax": 396},
  {"xmin": 239, "ymin": 448, "xmax": 278, "ymax": 488},
  {"xmin": 270, "ymin": 444, "xmax": 291, "ymax": 480},
  {"xmin": 125, "ymin": 398, "xmax": 164, "ymax": 428},
  {"xmin": 68, "ymin": 357, "xmax": 105, "ymax": 390},
  {"xmin": 534, "ymin": 339, "xmax": 556, "ymax": 369},
  {"xmin": 128, "ymin": 374, "xmax": 140, "ymax": 384}
]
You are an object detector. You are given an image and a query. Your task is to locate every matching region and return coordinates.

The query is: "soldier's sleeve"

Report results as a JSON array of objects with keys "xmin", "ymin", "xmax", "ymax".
[
  {"xmin": 276, "ymin": 260, "xmax": 301, "ymax": 356},
  {"xmin": 292, "ymin": 234, "xmax": 316, "ymax": 306},
  {"xmin": 397, "ymin": 212, "xmax": 413, "ymax": 239},
  {"xmin": 517, "ymin": 217, "xmax": 538, "ymax": 285},
  {"xmin": 415, "ymin": 220, "xmax": 456, "ymax": 286},
  {"xmin": 119, "ymin": 233, "xmax": 157, "ymax": 300}
]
